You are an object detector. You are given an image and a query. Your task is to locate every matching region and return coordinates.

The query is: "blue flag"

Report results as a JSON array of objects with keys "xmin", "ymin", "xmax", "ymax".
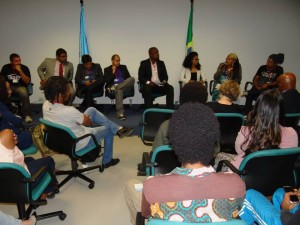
[
  {"xmin": 186, "ymin": 1, "xmax": 194, "ymax": 55},
  {"xmin": 79, "ymin": 3, "xmax": 89, "ymax": 61}
]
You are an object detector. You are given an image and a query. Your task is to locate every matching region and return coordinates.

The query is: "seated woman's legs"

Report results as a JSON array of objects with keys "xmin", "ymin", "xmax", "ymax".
[{"xmin": 25, "ymin": 156, "xmax": 56, "ymax": 193}]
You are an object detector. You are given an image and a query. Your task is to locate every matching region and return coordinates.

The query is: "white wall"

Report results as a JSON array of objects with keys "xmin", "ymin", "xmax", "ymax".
[{"xmin": 1, "ymin": 0, "xmax": 299, "ymax": 104}]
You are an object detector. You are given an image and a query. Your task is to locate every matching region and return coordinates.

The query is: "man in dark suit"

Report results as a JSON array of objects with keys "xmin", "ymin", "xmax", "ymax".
[
  {"xmin": 277, "ymin": 72, "xmax": 300, "ymax": 114},
  {"xmin": 75, "ymin": 54, "xmax": 105, "ymax": 108},
  {"xmin": 104, "ymin": 54, "xmax": 135, "ymax": 120},
  {"xmin": 138, "ymin": 47, "xmax": 174, "ymax": 109}
]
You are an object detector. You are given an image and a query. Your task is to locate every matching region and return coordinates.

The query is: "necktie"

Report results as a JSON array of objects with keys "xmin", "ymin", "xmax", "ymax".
[{"xmin": 59, "ymin": 63, "xmax": 63, "ymax": 77}]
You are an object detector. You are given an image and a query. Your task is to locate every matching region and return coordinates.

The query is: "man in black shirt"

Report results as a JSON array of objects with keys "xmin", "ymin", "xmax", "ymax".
[{"xmin": 1, "ymin": 53, "xmax": 32, "ymax": 123}]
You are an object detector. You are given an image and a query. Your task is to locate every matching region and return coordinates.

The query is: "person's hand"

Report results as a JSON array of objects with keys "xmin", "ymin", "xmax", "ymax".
[
  {"xmin": 82, "ymin": 114, "xmax": 92, "ymax": 126},
  {"xmin": 14, "ymin": 65, "xmax": 22, "ymax": 72},
  {"xmin": 149, "ymin": 81, "xmax": 156, "ymax": 87},
  {"xmin": 261, "ymin": 83, "xmax": 269, "ymax": 89},
  {"xmin": 40, "ymin": 79, "xmax": 46, "ymax": 87},
  {"xmin": 281, "ymin": 189, "xmax": 300, "ymax": 210}
]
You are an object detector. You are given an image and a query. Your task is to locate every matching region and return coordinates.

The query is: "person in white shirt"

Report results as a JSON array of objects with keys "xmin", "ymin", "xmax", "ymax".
[{"xmin": 42, "ymin": 76, "xmax": 134, "ymax": 168}]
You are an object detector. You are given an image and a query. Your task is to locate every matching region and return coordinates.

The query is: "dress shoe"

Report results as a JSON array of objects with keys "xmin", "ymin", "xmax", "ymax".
[
  {"xmin": 118, "ymin": 114, "xmax": 126, "ymax": 121},
  {"xmin": 102, "ymin": 158, "xmax": 120, "ymax": 168},
  {"xmin": 117, "ymin": 127, "xmax": 134, "ymax": 138}
]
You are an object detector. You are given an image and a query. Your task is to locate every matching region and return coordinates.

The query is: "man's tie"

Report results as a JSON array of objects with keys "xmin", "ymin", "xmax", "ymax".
[{"xmin": 59, "ymin": 63, "xmax": 63, "ymax": 77}]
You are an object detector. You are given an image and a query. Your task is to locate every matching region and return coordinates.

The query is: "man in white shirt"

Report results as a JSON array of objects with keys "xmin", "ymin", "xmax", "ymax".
[{"xmin": 43, "ymin": 76, "xmax": 133, "ymax": 168}]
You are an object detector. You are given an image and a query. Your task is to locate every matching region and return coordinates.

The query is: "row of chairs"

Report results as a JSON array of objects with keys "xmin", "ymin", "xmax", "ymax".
[
  {"xmin": 138, "ymin": 108, "xmax": 300, "ymax": 224},
  {"xmin": 0, "ymin": 117, "xmax": 106, "ymax": 223}
]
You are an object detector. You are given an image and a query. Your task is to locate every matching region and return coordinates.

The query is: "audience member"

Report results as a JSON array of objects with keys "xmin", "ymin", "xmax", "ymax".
[
  {"xmin": 0, "ymin": 77, "xmax": 33, "ymax": 150},
  {"xmin": 0, "ymin": 210, "xmax": 36, "ymax": 225},
  {"xmin": 138, "ymin": 47, "xmax": 174, "ymax": 109},
  {"xmin": 179, "ymin": 51, "xmax": 206, "ymax": 85},
  {"xmin": 0, "ymin": 129, "xmax": 56, "ymax": 200},
  {"xmin": 37, "ymin": 48, "xmax": 75, "ymax": 105},
  {"xmin": 152, "ymin": 82, "xmax": 208, "ymax": 151},
  {"xmin": 1, "ymin": 53, "xmax": 32, "ymax": 123},
  {"xmin": 215, "ymin": 89, "xmax": 298, "ymax": 171},
  {"xmin": 207, "ymin": 80, "xmax": 242, "ymax": 114},
  {"xmin": 42, "ymin": 77, "xmax": 133, "ymax": 169},
  {"xmin": 240, "ymin": 188, "xmax": 300, "ymax": 225},
  {"xmin": 277, "ymin": 72, "xmax": 300, "ymax": 114},
  {"xmin": 212, "ymin": 53, "xmax": 242, "ymax": 101},
  {"xmin": 104, "ymin": 54, "xmax": 135, "ymax": 120},
  {"xmin": 125, "ymin": 103, "xmax": 245, "ymax": 224},
  {"xmin": 75, "ymin": 54, "xmax": 105, "ymax": 108},
  {"xmin": 245, "ymin": 53, "xmax": 284, "ymax": 114}
]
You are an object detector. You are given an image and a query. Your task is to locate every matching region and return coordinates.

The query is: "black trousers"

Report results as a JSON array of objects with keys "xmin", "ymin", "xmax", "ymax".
[{"xmin": 142, "ymin": 83, "xmax": 174, "ymax": 109}]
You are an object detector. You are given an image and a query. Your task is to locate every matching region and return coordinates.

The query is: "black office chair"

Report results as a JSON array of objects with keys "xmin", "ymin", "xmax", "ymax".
[
  {"xmin": 139, "ymin": 108, "xmax": 174, "ymax": 146},
  {"xmin": 282, "ymin": 113, "xmax": 300, "ymax": 128},
  {"xmin": 0, "ymin": 162, "xmax": 66, "ymax": 222},
  {"xmin": 142, "ymin": 145, "xmax": 180, "ymax": 176},
  {"xmin": 138, "ymin": 81, "xmax": 166, "ymax": 107},
  {"xmin": 40, "ymin": 118, "xmax": 103, "ymax": 189},
  {"xmin": 215, "ymin": 113, "xmax": 244, "ymax": 154},
  {"xmin": 75, "ymin": 82, "xmax": 105, "ymax": 106},
  {"xmin": 217, "ymin": 147, "xmax": 300, "ymax": 196}
]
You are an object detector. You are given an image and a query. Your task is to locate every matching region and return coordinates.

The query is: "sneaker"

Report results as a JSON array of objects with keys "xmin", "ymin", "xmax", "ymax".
[
  {"xmin": 118, "ymin": 114, "xmax": 126, "ymax": 120},
  {"xmin": 25, "ymin": 115, "xmax": 33, "ymax": 123},
  {"xmin": 117, "ymin": 127, "xmax": 134, "ymax": 138},
  {"xmin": 102, "ymin": 158, "xmax": 120, "ymax": 168}
]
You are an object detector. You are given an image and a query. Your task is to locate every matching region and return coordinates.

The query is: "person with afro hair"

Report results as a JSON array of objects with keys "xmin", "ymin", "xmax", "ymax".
[{"xmin": 125, "ymin": 103, "xmax": 246, "ymax": 224}]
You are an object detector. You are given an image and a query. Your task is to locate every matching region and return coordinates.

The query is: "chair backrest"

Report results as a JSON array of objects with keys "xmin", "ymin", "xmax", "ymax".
[
  {"xmin": 147, "ymin": 145, "xmax": 180, "ymax": 176},
  {"xmin": 147, "ymin": 218, "xmax": 247, "ymax": 225},
  {"xmin": 39, "ymin": 118, "xmax": 77, "ymax": 157},
  {"xmin": 239, "ymin": 147, "xmax": 300, "ymax": 196},
  {"xmin": 215, "ymin": 113, "xmax": 244, "ymax": 154},
  {"xmin": 282, "ymin": 113, "xmax": 300, "ymax": 128},
  {"xmin": 141, "ymin": 108, "xmax": 174, "ymax": 145},
  {"xmin": 0, "ymin": 163, "xmax": 30, "ymax": 203}
]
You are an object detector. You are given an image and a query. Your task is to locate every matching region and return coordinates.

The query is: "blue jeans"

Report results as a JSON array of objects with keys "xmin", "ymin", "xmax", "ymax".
[
  {"xmin": 84, "ymin": 107, "xmax": 119, "ymax": 164},
  {"xmin": 239, "ymin": 189, "xmax": 300, "ymax": 225}
]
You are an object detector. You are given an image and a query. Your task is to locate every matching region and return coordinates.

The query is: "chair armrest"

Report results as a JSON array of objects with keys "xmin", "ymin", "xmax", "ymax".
[
  {"xmin": 244, "ymin": 81, "xmax": 253, "ymax": 92},
  {"xmin": 26, "ymin": 83, "xmax": 34, "ymax": 96},
  {"xmin": 76, "ymin": 133, "xmax": 99, "ymax": 146},
  {"xmin": 209, "ymin": 80, "xmax": 217, "ymax": 96},
  {"xmin": 24, "ymin": 166, "xmax": 48, "ymax": 183},
  {"xmin": 216, "ymin": 160, "xmax": 243, "ymax": 175}
]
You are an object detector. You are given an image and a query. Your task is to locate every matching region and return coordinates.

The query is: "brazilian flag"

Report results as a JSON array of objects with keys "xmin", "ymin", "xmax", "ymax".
[{"xmin": 186, "ymin": 1, "xmax": 194, "ymax": 55}]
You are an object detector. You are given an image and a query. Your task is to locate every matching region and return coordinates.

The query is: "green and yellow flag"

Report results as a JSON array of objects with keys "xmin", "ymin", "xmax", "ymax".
[{"xmin": 186, "ymin": 1, "xmax": 194, "ymax": 55}]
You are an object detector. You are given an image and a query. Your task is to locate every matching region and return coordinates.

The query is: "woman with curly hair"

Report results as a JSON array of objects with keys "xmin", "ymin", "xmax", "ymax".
[
  {"xmin": 125, "ymin": 103, "xmax": 245, "ymax": 224},
  {"xmin": 212, "ymin": 53, "xmax": 242, "ymax": 101},
  {"xmin": 215, "ymin": 89, "xmax": 298, "ymax": 171},
  {"xmin": 179, "ymin": 51, "xmax": 206, "ymax": 85},
  {"xmin": 0, "ymin": 76, "xmax": 33, "ymax": 150}
]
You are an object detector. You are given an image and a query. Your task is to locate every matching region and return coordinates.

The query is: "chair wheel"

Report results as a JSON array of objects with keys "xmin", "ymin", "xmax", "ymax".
[
  {"xmin": 89, "ymin": 183, "xmax": 94, "ymax": 189},
  {"xmin": 59, "ymin": 213, "xmax": 67, "ymax": 220},
  {"xmin": 99, "ymin": 166, "xmax": 104, "ymax": 172}
]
